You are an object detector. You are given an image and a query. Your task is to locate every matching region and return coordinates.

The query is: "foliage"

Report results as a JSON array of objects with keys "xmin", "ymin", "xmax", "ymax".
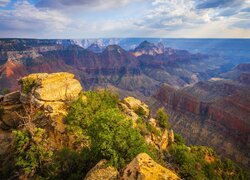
[
  {"xmin": 66, "ymin": 91, "xmax": 119, "ymax": 129},
  {"xmin": 156, "ymin": 107, "xmax": 170, "ymax": 129},
  {"xmin": 174, "ymin": 133, "xmax": 186, "ymax": 145},
  {"xmin": 88, "ymin": 108, "xmax": 149, "ymax": 169},
  {"xmin": 135, "ymin": 106, "xmax": 146, "ymax": 117},
  {"xmin": 1, "ymin": 87, "xmax": 10, "ymax": 95},
  {"xmin": 50, "ymin": 148, "xmax": 95, "ymax": 179},
  {"xmin": 20, "ymin": 78, "xmax": 36, "ymax": 94},
  {"xmin": 13, "ymin": 128, "xmax": 53, "ymax": 177},
  {"xmin": 146, "ymin": 122, "xmax": 161, "ymax": 136},
  {"xmin": 169, "ymin": 134, "xmax": 249, "ymax": 180}
]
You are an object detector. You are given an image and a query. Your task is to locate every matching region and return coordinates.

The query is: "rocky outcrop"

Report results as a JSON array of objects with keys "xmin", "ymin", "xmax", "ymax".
[
  {"xmin": 84, "ymin": 160, "xmax": 119, "ymax": 180},
  {"xmin": 119, "ymin": 97, "xmax": 174, "ymax": 152},
  {"xmin": 122, "ymin": 97, "xmax": 149, "ymax": 118},
  {"xmin": 0, "ymin": 72, "xmax": 82, "ymax": 133},
  {"xmin": 121, "ymin": 153, "xmax": 179, "ymax": 180},
  {"xmin": 20, "ymin": 72, "xmax": 82, "ymax": 115},
  {"xmin": 18, "ymin": 72, "xmax": 82, "ymax": 133}
]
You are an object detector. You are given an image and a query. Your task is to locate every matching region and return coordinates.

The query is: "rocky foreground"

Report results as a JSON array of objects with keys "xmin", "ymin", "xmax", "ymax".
[
  {"xmin": 0, "ymin": 72, "xmax": 248, "ymax": 179},
  {"xmin": 0, "ymin": 72, "xmax": 180, "ymax": 179}
]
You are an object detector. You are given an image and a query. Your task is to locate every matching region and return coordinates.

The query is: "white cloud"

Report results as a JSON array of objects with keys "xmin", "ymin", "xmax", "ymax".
[{"xmin": 0, "ymin": 1, "xmax": 70, "ymax": 34}]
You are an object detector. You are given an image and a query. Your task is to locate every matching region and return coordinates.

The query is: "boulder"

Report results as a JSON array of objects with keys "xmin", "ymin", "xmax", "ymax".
[
  {"xmin": 123, "ymin": 97, "xmax": 149, "ymax": 118},
  {"xmin": 20, "ymin": 72, "xmax": 82, "ymax": 101},
  {"xmin": 84, "ymin": 160, "xmax": 119, "ymax": 180},
  {"xmin": 20, "ymin": 72, "xmax": 82, "ymax": 116},
  {"xmin": 121, "ymin": 153, "xmax": 179, "ymax": 180}
]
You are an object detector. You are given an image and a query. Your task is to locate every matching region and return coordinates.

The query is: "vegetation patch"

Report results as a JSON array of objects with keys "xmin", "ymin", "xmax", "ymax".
[
  {"xmin": 20, "ymin": 78, "xmax": 37, "ymax": 94},
  {"xmin": 156, "ymin": 107, "xmax": 170, "ymax": 129}
]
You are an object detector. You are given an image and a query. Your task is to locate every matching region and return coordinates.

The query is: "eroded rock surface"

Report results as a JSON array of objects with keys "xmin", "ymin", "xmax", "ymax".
[
  {"xmin": 121, "ymin": 153, "xmax": 179, "ymax": 180},
  {"xmin": 84, "ymin": 160, "xmax": 119, "ymax": 180}
]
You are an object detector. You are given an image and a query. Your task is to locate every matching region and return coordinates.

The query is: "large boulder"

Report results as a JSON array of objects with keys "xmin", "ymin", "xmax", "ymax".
[
  {"xmin": 20, "ymin": 72, "xmax": 82, "ymax": 116},
  {"xmin": 84, "ymin": 160, "xmax": 119, "ymax": 180},
  {"xmin": 121, "ymin": 153, "xmax": 179, "ymax": 180},
  {"xmin": 20, "ymin": 72, "xmax": 82, "ymax": 101}
]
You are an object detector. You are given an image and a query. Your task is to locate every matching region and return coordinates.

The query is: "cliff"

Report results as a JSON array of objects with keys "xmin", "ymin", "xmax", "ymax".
[
  {"xmin": 155, "ymin": 79, "xmax": 250, "ymax": 168},
  {"xmin": 0, "ymin": 39, "xmax": 226, "ymax": 96}
]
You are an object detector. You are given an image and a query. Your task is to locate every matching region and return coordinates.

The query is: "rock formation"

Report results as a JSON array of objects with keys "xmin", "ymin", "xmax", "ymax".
[
  {"xmin": 121, "ymin": 153, "xmax": 179, "ymax": 180},
  {"xmin": 84, "ymin": 160, "xmax": 119, "ymax": 180},
  {"xmin": 155, "ymin": 78, "xmax": 250, "ymax": 168},
  {"xmin": 0, "ymin": 39, "xmax": 221, "ymax": 96}
]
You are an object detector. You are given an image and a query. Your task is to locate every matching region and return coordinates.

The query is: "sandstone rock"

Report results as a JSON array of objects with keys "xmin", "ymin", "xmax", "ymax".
[
  {"xmin": 119, "ymin": 102, "xmax": 139, "ymax": 125},
  {"xmin": 123, "ymin": 97, "xmax": 149, "ymax": 118},
  {"xmin": 21, "ymin": 72, "xmax": 82, "ymax": 101},
  {"xmin": 84, "ymin": 160, "xmax": 119, "ymax": 180},
  {"xmin": 160, "ymin": 129, "xmax": 169, "ymax": 151},
  {"xmin": 121, "ymin": 153, "xmax": 179, "ymax": 180},
  {"xmin": 20, "ymin": 72, "xmax": 82, "ymax": 116}
]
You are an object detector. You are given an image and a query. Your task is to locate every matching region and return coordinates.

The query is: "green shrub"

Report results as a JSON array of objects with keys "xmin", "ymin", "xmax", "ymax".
[
  {"xmin": 146, "ymin": 122, "xmax": 161, "ymax": 136},
  {"xmin": 135, "ymin": 106, "xmax": 146, "ymax": 117},
  {"xmin": 51, "ymin": 148, "xmax": 95, "ymax": 179},
  {"xmin": 156, "ymin": 108, "xmax": 170, "ymax": 129},
  {"xmin": 13, "ymin": 128, "xmax": 53, "ymax": 177},
  {"xmin": 174, "ymin": 133, "xmax": 186, "ymax": 145},
  {"xmin": 88, "ymin": 108, "xmax": 149, "ymax": 169},
  {"xmin": 20, "ymin": 78, "xmax": 36, "ymax": 94}
]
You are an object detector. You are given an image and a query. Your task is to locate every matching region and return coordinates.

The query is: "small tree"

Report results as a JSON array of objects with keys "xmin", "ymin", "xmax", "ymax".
[
  {"xmin": 156, "ymin": 107, "xmax": 170, "ymax": 129},
  {"xmin": 88, "ymin": 109, "xmax": 148, "ymax": 169}
]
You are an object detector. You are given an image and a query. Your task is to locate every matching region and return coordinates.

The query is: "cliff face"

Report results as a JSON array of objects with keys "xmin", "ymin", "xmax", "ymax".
[
  {"xmin": 155, "ymin": 78, "xmax": 250, "ymax": 168},
  {"xmin": 0, "ymin": 39, "xmax": 228, "ymax": 96}
]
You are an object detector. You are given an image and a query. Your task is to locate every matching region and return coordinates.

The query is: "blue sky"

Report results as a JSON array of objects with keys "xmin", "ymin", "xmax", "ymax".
[{"xmin": 0, "ymin": 0, "xmax": 249, "ymax": 38}]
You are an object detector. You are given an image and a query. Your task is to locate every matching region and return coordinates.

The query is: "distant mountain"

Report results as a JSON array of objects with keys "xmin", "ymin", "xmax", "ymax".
[
  {"xmin": 132, "ymin": 41, "xmax": 165, "ymax": 56},
  {"xmin": 0, "ymin": 39, "xmax": 225, "ymax": 95},
  {"xmin": 87, "ymin": 43, "xmax": 105, "ymax": 53}
]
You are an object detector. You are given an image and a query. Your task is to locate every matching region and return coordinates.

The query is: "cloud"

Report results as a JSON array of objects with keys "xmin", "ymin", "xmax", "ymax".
[
  {"xmin": 137, "ymin": 0, "xmax": 213, "ymax": 31},
  {"xmin": 232, "ymin": 20, "xmax": 250, "ymax": 29},
  {"xmin": 0, "ymin": 0, "xmax": 10, "ymax": 7},
  {"xmin": 135, "ymin": 0, "xmax": 250, "ymax": 32},
  {"xmin": 36, "ymin": 0, "xmax": 140, "ymax": 10},
  {"xmin": 0, "ymin": 1, "xmax": 70, "ymax": 36},
  {"xmin": 0, "ymin": 0, "xmax": 249, "ymax": 38}
]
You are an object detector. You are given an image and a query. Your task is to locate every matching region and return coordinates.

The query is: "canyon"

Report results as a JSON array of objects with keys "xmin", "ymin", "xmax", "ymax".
[{"xmin": 0, "ymin": 38, "xmax": 249, "ymax": 169}]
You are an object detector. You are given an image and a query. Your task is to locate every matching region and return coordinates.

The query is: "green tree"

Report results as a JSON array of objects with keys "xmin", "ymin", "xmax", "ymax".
[
  {"xmin": 156, "ymin": 107, "xmax": 170, "ymax": 129},
  {"xmin": 13, "ymin": 128, "xmax": 53, "ymax": 177},
  {"xmin": 88, "ymin": 109, "xmax": 148, "ymax": 169}
]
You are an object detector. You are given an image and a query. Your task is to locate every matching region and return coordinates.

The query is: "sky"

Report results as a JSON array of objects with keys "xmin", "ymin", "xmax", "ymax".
[{"xmin": 0, "ymin": 0, "xmax": 250, "ymax": 38}]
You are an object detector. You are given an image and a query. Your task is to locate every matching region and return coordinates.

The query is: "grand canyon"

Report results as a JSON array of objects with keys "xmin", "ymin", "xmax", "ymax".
[
  {"xmin": 0, "ymin": 0, "xmax": 250, "ymax": 179},
  {"xmin": 0, "ymin": 38, "xmax": 249, "ymax": 170}
]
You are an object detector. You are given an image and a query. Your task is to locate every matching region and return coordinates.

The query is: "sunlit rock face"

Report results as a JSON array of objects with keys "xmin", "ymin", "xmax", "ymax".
[{"xmin": 121, "ymin": 153, "xmax": 180, "ymax": 180}]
